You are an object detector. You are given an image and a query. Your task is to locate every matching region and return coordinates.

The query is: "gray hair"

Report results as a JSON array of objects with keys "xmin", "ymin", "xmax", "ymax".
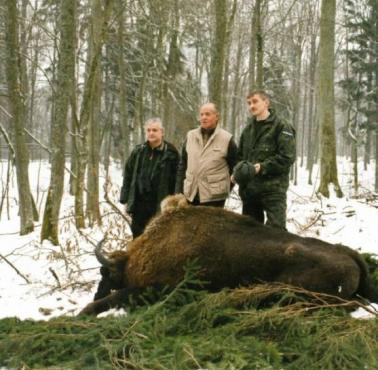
[{"xmin": 144, "ymin": 117, "xmax": 164, "ymax": 131}]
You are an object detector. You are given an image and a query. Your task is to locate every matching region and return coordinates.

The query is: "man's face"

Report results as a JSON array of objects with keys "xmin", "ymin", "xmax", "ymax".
[
  {"xmin": 145, "ymin": 122, "xmax": 163, "ymax": 147},
  {"xmin": 199, "ymin": 104, "xmax": 219, "ymax": 130},
  {"xmin": 247, "ymin": 94, "xmax": 269, "ymax": 118}
]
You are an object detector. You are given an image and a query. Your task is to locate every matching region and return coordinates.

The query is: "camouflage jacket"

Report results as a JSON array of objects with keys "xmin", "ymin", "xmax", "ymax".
[{"xmin": 237, "ymin": 110, "xmax": 296, "ymax": 197}]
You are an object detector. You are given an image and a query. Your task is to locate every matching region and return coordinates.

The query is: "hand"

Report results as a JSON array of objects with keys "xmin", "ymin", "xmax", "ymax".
[{"xmin": 254, "ymin": 163, "xmax": 261, "ymax": 174}]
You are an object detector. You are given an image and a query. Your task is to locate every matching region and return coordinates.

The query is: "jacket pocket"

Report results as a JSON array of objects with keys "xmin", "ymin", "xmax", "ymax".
[
  {"xmin": 207, "ymin": 173, "xmax": 227, "ymax": 183},
  {"xmin": 207, "ymin": 173, "xmax": 229, "ymax": 197},
  {"xmin": 255, "ymin": 146, "xmax": 275, "ymax": 162}
]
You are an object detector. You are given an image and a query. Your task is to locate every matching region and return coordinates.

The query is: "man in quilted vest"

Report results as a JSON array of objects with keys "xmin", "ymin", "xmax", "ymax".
[{"xmin": 176, "ymin": 103, "xmax": 237, "ymax": 207}]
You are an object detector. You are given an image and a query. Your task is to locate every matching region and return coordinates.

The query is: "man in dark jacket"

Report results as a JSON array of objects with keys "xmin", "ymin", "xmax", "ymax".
[
  {"xmin": 233, "ymin": 91, "xmax": 296, "ymax": 229},
  {"xmin": 120, "ymin": 118, "xmax": 179, "ymax": 238}
]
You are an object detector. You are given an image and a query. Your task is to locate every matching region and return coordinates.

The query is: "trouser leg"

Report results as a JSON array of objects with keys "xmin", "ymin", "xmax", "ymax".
[
  {"xmin": 261, "ymin": 192, "xmax": 287, "ymax": 230},
  {"xmin": 241, "ymin": 198, "xmax": 265, "ymax": 224},
  {"xmin": 130, "ymin": 200, "xmax": 157, "ymax": 238}
]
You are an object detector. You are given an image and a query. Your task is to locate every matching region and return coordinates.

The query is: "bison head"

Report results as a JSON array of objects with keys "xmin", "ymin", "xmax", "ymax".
[{"xmin": 93, "ymin": 238, "xmax": 128, "ymax": 300}]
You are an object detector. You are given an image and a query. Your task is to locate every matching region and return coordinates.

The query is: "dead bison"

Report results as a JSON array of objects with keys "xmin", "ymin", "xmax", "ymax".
[{"xmin": 80, "ymin": 195, "xmax": 378, "ymax": 315}]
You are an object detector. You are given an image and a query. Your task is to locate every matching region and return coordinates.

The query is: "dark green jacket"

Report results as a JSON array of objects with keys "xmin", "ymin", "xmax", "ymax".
[
  {"xmin": 237, "ymin": 110, "xmax": 296, "ymax": 197},
  {"xmin": 120, "ymin": 141, "xmax": 179, "ymax": 213}
]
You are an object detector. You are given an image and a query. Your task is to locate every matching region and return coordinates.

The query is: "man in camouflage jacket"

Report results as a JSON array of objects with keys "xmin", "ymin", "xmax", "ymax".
[{"xmin": 233, "ymin": 91, "xmax": 296, "ymax": 229}]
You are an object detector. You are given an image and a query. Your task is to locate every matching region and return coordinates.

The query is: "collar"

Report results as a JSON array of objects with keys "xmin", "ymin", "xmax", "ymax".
[
  {"xmin": 200, "ymin": 127, "xmax": 216, "ymax": 137},
  {"xmin": 146, "ymin": 141, "xmax": 166, "ymax": 151}
]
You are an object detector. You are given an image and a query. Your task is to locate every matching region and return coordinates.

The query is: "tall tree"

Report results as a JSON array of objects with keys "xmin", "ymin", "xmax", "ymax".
[
  {"xmin": 86, "ymin": 0, "xmax": 103, "ymax": 226},
  {"xmin": 41, "ymin": 0, "xmax": 76, "ymax": 244},
  {"xmin": 74, "ymin": 0, "xmax": 113, "ymax": 228},
  {"xmin": 209, "ymin": 0, "xmax": 227, "ymax": 108},
  {"xmin": 255, "ymin": 0, "xmax": 264, "ymax": 89},
  {"xmin": 4, "ymin": 0, "xmax": 35, "ymax": 235},
  {"xmin": 317, "ymin": 0, "xmax": 343, "ymax": 197},
  {"xmin": 343, "ymin": 0, "xmax": 378, "ymax": 191}
]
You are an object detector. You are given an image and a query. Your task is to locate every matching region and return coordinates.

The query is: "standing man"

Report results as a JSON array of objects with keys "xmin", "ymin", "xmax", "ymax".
[
  {"xmin": 233, "ymin": 91, "xmax": 296, "ymax": 229},
  {"xmin": 176, "ymin": 102, "xmax": 237, "ymax": 207},
  {"xmin": 120, "ymin": 118, "xmax": 179, "ymax": 238}
]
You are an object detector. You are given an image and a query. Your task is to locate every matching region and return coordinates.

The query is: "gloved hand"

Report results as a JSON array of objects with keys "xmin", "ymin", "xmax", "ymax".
[{"xmin": 232, "ymin": 160, "xmax": 256, "ymax": 185}]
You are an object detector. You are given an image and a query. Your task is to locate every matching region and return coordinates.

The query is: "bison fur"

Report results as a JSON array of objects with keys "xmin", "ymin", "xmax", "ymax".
[{"xmin": 80, "ymin": 195, "xmax": 378, "ymax": 315}]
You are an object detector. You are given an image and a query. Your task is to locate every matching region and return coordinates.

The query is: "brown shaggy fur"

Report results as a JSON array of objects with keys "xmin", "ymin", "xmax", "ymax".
[
  {"xmin": 160, "ymin": 193, "xmax": 188, "ymax": 213},
  {"xmin": 144, "ymin": 194, "xmax": 189, "ymax": 234},
  {"xmin": 80, "ymin": 204, "xmax": 378, "ymax": 315}
]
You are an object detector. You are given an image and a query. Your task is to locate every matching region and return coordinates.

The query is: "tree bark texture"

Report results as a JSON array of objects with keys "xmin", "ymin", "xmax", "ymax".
[
  {"xmin": 41, "ymin": 0, "xmax": 77, "ymax": 244},
  {"xmin": 317, "ymin": 0, "xmax": 343, "ymax": 198},
  {"xmin": 74, "ymin": 0, "xmax": 113, "ymax": 228},
  {"xmin": 4, "ymin": 0, "xmax": 34, "ymax": 235},
  {"xmin": 209, "ymin": 0, "xmax": 227, "ymax": 108}
]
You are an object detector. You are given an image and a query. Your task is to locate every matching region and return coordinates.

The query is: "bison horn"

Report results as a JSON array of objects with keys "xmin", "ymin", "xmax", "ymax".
[{"xmin": 94, "ymin": 238, "xmax": 112, "ymax": 267}]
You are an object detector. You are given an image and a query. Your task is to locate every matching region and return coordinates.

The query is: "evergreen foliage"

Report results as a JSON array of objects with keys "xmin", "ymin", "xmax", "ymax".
[
  {"xmin": 1, "ymin": 269, "xmax": 378, "ymax": 370},
  {"xmin": 342, "ymin": 0, "xmax": 378, "ymax": 133}
]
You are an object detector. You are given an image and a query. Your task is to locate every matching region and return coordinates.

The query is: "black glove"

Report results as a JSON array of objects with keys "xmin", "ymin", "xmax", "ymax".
[{"xmin": 233, "ymin": 161, "xmax": 256, "ymax": 185}]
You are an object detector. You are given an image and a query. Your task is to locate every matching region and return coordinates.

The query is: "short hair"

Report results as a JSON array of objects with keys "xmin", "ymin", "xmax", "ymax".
[
  {"xmin": 144, "ymin": 117, "xmax": 164, "ymax": 131},
  {"xmin": 246, "ymin": 90, "xmax": 271, "ymax": 102},
  {"xmin": 200, "ymin": 102, "xmax": 219, "ymax": 114}
]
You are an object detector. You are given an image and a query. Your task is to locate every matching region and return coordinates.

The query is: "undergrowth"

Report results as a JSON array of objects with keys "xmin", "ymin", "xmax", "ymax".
[{"xmin": 1, "ymin": 261, "xmax": 378, "ymax": 370}]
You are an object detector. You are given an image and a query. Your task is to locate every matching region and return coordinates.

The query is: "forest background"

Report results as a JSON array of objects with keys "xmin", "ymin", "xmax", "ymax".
[{"xmin": 0, "ymin": 0, "xmax": 377, "ymax": 243}]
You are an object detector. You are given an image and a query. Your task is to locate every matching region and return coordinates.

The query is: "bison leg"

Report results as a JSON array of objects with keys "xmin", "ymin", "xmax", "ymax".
[{"xmin": 79, "ymin": 287, "xmax": 144, "ymax": 316}]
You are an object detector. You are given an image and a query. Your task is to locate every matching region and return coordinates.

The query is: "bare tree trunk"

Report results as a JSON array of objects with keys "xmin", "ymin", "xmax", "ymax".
[
  {"xmin": 229, "ymin": 35, "xmax": 243, "ymax": 136},
  {"xmin": 74, "ymin": 0, "xmax": 114, "ymax": 229},
  {"xmin": 220, "ymin": 0, "xmax": 237, "ymax": 128},
  {"xmin": 255, "ymin": 0, "xmax": 264, "ymax": 89},
  {"xmin": 248, "ymin": 3, "xmax": 258, "ymax": 91},
  {"xmin": 86, "ymin": 0, "xmax": 103, "ymax": 227},
  {"xmin": 162, "ymin": 1, "xmax": 180, "ymax": 139},
  {"xmin": 116, "ymin": 0, "xmax": 130, "ymax": 162},
  {"xmin": 291, "ymin": 39, "xmax": 303, "ymax": 186},
  {"xmin": 306, "ymin": 32, "xmax": 318, "ymax": 185},
  {"xmin": 41, "ymin": 0, "xmax": 76, "ymax": 244},
  {"xmin": 317, "ymin": 0, "xmax": 343, "ymax": 198},
  {"xmin": 4, "ymin": 0, "xmax": 34, "ymax": 235},
  {"xmin": 209, "ymin": 0, "xmax": 227, "ymax": 108},
  {"xmin": 300, "ymin": 62, "xmax": 308, "ymax": 167}
]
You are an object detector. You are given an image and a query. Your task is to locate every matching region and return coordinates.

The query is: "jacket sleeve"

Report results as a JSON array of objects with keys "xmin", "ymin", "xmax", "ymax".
[
  {"xmin": 168, "ymin": 146, "xmax": 180, "ymax": 194},
  {"xmin": 120, "ymin": 148, "xmax": 138, "ymax": 204},
  {"xmin": 175, "ymin": 139, "xmax": 187, "ymax": 194},
  {"xmin": 260, "ymin": 124, "xmax": 296, "ymax": 176},
  {"xmin": 226, "ymin": 137, "xmax": 238, "ymax": 175},
  {"xmin": 237, "ymin": 129, "xmax": 245, "ymax": 162}
]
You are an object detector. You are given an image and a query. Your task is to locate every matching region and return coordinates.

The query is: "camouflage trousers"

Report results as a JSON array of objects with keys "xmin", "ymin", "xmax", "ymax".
[{"xmin": 241, "ymin": 191, "xmax": 287, "ymax": 230}]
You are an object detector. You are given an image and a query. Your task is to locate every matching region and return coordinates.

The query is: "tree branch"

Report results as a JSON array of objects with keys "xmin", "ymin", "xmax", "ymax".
[{"xmin": 0, "ymin": 253, "xmax": 31, "ymax": 284}]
